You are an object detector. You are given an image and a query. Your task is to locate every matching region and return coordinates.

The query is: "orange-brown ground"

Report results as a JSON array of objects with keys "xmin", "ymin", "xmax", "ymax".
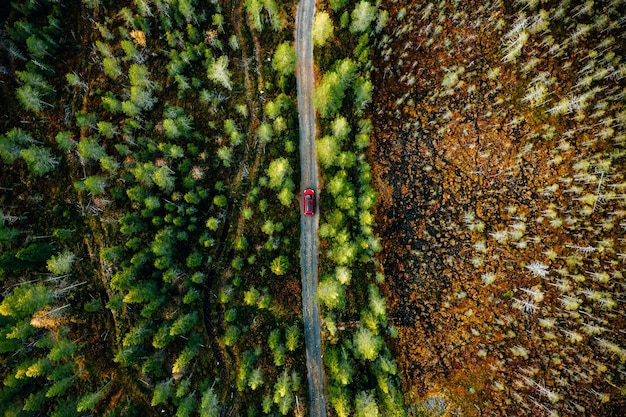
[{"xmin": 371, "ymin": 0, "xmax": 625, "ymax": 415}]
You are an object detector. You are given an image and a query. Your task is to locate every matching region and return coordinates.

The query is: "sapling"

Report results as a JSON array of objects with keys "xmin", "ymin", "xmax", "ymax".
[
  {"xmin": 519, "ymin": 374, "xmax": 561, "ymax": 403},
  {"xmin": 587, "ymin": 270, "xmax": 610, "ymax": 283},
  {"xmin": 520, "ymin": 286, "xmax": 545, "ymax": 302},
  {"xmin": 559, "ymin": 295, "xmax": 582, "ymax": 311},
  {"xmin": 513, "ymin": 297, "xmax": 538, "ymax": 314},
  {"xmin": 510, "ymin": 345, "xmax": 529, "ymax": 359},
  {"xmin": 473, "ymin": 240, "xmax": 487, "ymax": 253},
  {"xmin": 569, "ymin": 23, "xmax": 591, "ymax": 44},
  {"xmin": 581, "ymin": 322, "xmax": 608, "ymax": 335},
  {"xmin": 481, "ymin": 272, "xmax": 497, "ymax": 285},
  {"xmin": 586, "ymin": 388, "xmax": 611, "ymax": 404},
  {"xmin": 548, "ymin": 279, "xmax": 571, "ymax": 293},
  {"xmin": 507, "ymin": 15, "xmax": 530, "ymax": 39},
  {"xmin": 547, "ymin": 97, "xmax": 573, "ymax": 115},
  {"xmin": 560, "ymin": 328, "xmax": 583, "ymax": 343},
  {"xmin": 544, "ymin": 331, "xmax": 557, "ymax": 340},
  {"xmin": 490, "ymin": 229, "xmax": 508, "ymax": 243},
  {"xmin": 566, "ymin": 244, "xmax": 596, "ymax": 254},
  {"xmin": 597, "ymin": 294, "xmax": 616, "ymax": 310},
  {"xmin": 525, "ymin": 261, "xmax": 550, "ymax": 278}
]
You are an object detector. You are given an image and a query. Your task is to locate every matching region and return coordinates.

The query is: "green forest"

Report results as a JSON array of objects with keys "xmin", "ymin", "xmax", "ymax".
[
  {"xmin": 0, "ymin": 0, "xmax": 401, "ymax": 415},
  {"xmin": 2, "ymin": 0, "xmax": 626, "ymax": 416}
]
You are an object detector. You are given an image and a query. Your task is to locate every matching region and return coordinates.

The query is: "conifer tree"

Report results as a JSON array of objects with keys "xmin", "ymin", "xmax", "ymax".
[
  {"xmin": 350, "ymin": 1, "xmax": 378, "ymax": 33},
  {"xmin": 207, "ymin": 56, "xmax": 232, "ymax": 90},
  {"xmin": 353, "ymin": 327, "xmax": 382, "ymax": 361},
  {"xmin": 46, "ymin": 250, "xmax": 76, "ymax": 276},
  {"xmin": 272, "ymin": 42, "xmax": 296, "ymax": 76},
  {"xmin": 313, "ymin": 12, "xmax": 334, "ymax": 46},
  {"xmin": 20, "ymin": 146, "xmax": 59, "ymax": 176}
]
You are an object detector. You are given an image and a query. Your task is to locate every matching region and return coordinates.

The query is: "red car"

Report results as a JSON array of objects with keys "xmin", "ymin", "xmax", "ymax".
[{"xmin": 303, "ymin": 189, "xmax": 315, "ymax": 216}]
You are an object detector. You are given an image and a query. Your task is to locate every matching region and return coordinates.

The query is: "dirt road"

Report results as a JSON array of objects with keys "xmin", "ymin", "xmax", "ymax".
[{"xmin": 295, "ymin": 0, "xmax": 327, "ymax": 415}]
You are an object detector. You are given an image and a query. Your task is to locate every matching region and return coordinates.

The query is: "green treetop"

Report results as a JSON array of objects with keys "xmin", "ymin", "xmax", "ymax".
[
  {"xmin": 20, "ymin": 146, "xmax": 59, "ymax": 176},
  {"xmin": 313, "ymin": 11, "xmax": 334, "ymax": 46},
  {"xmin": 207, "ymin": 56, "xmax": 233, "ymax": 90},
  {"xmin": 350, "ymin": 1, "xmax": 378, "ymax": 33},
  {"xmin": 272, "ymin": 42, "xmax": 296, "ymax": 76}
]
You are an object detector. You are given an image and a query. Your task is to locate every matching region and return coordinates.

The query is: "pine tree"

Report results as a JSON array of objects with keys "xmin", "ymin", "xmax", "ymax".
[
  {"xmin": 172, "ymin": 345, "xmax": 198, "ymax": 375},
  {"xmin": 46, "ymin": 375, "xmax": 74, "ymax": 398},
  {"xmin": 151, "ymin": 379, "xmax": 173, "ymax": 406},
  {"xmin": 331, "ymin": 116, "xmax": 351, "ymax": 141},
  {"xmin": 16, "ymin": 84, "xmax": 49, "ymax": 112},
  {"xmin": 176, "ymin": 394, "xmax": 196, "ymax": 417},
  {"xmin": 178, "ymin": 0, "xmax": 196, "ymax": 23},
  {"xmin": 314, "ymin": 71, "xmax": 345, "ymax": 118},
  {"xmin": 278, "ymin": 187, "xmax": 294, "ymax": 206},
  {"xmin": 101, "ymin": 95, "xmax": 122, "ymax": 112},
  {"xmin": 199, "ymin": 386, "xmax": 219, "ymax": 417},
  {"xmin": 326, "ymin": 346, "xmax": 356, "ymax": 385},
  {"xmin": 55, "ymin": 131, "xmax": 75, "ymax": 152},
  {"xmin": 353, "ymin": 327, "xmax": 382, "ymax": 361},
  {"xmin": 83, "ymin": 175, "xmax": 107, "ymax": 195},
  {"xmin": 102, "ymin": 57, "xmax": 122, "ymax": 79},
  {"xmin": 368, "ymin": 284, "xmax": 386, "ymax": 318},
  {"xmin": 97, "ymin": 121, "xmax": 118, "ymax": 139},
  {"xmin": 353, "ymin": 77, "xmax": 373, "ymax": 112},
  {"xmin": 318, "ymin": 277, "xmax": 346, "ymax": 310},
  {"xmin": 130, "ymin": 85, "xmax": 157, "ymax": 110},
  {"xmin": 273, "ymin": 345, "xmax": 286, "ymax": 366},
  {"xmin": 350, "ymin": 1, "xmax": 378, "ymax": 33},
  {"xmin": 76, "ymin": 391, "xmax": 104, "ymax": 412},
  {"xmin": 170, "ymin": 312, "xmax": 198, "ymax": 336},
  {"xmin": 317, "ymin": 135, "xmax": 340, "ymax": 167},
  {"xmin": 152, "ymin": 166, "xmax": 176, "ymax": 193},
  {"xmin": 263, "ymin": 0, "xmax": 282, "ymax": 31},
  {"xmin": 329, "ymin": 385, "xmax": 351, "ymax": 417},
  {"xmin": 285, "ymin": 325, "xmax": 300, "ymax": 351},
  {"xmin": 121, "ymin": 100, "xmax": 141, "ymax": 117},
  {"xmin": 313, "ymin": 11, "xmax": 334, "ymax": 46},
  {"xmin": 266, "ymin": 158, "xmax": 292, "ymax": 189},
  {"xmin": 47, "ymin": 338, "xmax": 77, "ymax": 361},
  {"xmin": 273, "ymin": 370, "xmax": 291, "ymax": 400},
  {"xmin": 207, "ymin": 56, "xmax": 232, "ymax": 90},
  {"xmin": 46, "ymin": 250, "xmax": 76, "ymax": 276},
  {"xmin": 216, "ymin": 146, "xmax": 232, "ymax": 167},
  {"xmin": 270, "ymin": 255, "xmax": 289, "ymax": 275},
  {"xmin": 77, "ymin": 137, "xmax": 107, "ymax": 162},
  {"xmin": 0, "ymin": 135, "xmax": 22, "ymax": 163},
  {"xmin": 0, "ymin": 226, "xmax": 19, "ymax": 243},
  {"xmin": 223, "ymin": 325, "xmax": 240, "ymax": 346},
  {"xmin": 256, "ymin": 123, "xmax": 274, "ymax": 144},
  {"xmin": 245, "ymin": 0, "xmax": 264, "ymax": 31},
  {"xmin": 66, "ymin": 72, "xmax": 88, "ymax": 91},
  {"xmin": 272, "ymin": 42, "xmax": 296, "ymax": 76},
  {"xmin": 248, "ymin": 367, "xmax": 264, "ymax": 390},
  {"xmin": 20, "ymin": 146, "xmax": 59, "ymax": 177}
]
